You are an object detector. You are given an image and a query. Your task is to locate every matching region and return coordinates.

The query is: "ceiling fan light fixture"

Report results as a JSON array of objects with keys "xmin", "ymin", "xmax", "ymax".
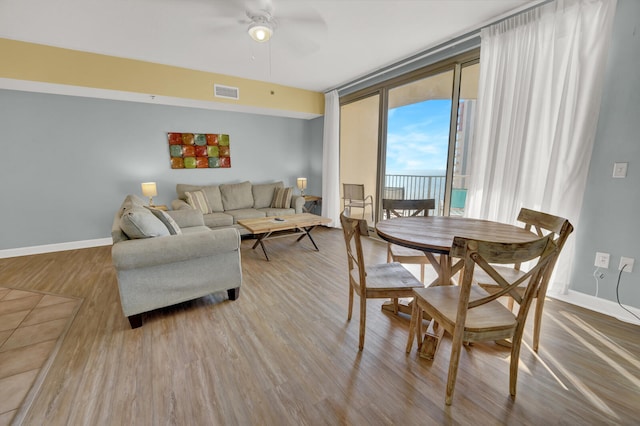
[{"xmin": 248, "ymin": 22, "xmax": 273, "ymax": 42}]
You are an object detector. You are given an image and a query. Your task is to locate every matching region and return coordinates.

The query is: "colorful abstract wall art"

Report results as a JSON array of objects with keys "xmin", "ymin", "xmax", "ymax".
[{"xmin": 167, "ymin": 132, "xmax": 231, "ymax": 169}]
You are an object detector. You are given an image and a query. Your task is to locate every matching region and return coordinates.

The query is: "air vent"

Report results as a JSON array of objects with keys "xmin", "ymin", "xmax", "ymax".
[{"xmin": 214, "ymin": 84, "xmax": 240, "ymax": 100}]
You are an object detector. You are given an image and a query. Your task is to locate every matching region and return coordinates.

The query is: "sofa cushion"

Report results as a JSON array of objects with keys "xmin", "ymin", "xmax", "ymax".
[
  {"xmin": 203, "ymin": 212, "xmax": 234, "ymax": 228},
  {"xmin": 120, "ymin": 206, "xmax": 170, "ymax": 239},
  {"xmin": 271, "ymin": 187, "xmax": 293, "ymax": 209},
  {"xmin": 166, "ymin": 209, "xmax": 205, "ymax": 228},
  {"xmin": 185, "ymin": 190, "xmax": 210, "ymax": 214},
  {"xmin": 252, "ymin": 181, "xmax": 284, "ymax": 209},
  {"xmin": 201, "ymin": 186, "xmax": 224, "ymax": 212},
  {"xmin": 176, "ymin": 184, "xmax": 224, "ymax": 212},
  {"xmin": 220, "ymin": 181, "xmax": 254, "ymax": 211},
  {"xmin": 176, "ymin": 183, "xmax": 201, "ymax": 200},
  {"xmin": 225, "ymin": 208, "xmax": 266, "ymax": 223},
  {"xmin": 257, "ymin": 207, "xmax": 296, "ymax": 217},
  {"xmin": 179, "ymin": 225, "xmax": 214, "ymax": 235},
  {"xmin": 146, "ymin": 207, "xmax": 182, "ymax": 235}
]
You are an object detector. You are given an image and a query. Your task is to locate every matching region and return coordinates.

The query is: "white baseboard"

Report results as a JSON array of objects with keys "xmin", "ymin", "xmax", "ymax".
[
  {"xmin": 0, "ymin": 238, "xmax": 112, "ymax": 259},
  {"xmin": 549, "ymin": 290, "xmax": 640, "ymax": 326}
]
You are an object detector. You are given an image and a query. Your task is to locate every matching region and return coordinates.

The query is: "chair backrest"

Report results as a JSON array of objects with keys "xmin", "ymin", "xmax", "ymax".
[
  {"xmin": 383, "ymin": 186, "xmax": 405, "ymax": 200},
  {"xmin": 382, "ymin": 199, "xmax": 435, "ymax": 219},
  {"xmin": 514, "ymin": 208, "xmax": 574, "ymax": 271},
  {"xmin": 451, "ymin": 234, "xmax": 558, "ymax": 320},
  {"xmin": 343, "ymin": 183, "xmax": 366, "ymax": 201},
  {"xmin": 340, "ymin": 212, "xmax": 370, "ymax": 291}
]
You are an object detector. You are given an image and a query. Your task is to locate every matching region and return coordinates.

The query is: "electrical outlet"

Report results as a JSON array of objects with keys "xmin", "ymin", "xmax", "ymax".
[
  {"xmin": 613, "ymin": 162, "xmax": 628, "ymax": 178},
  {"xmin": 595, "ymin": 252, "xmax": 610, "ymax": 269},
  {"xmin": 619, "ymin": 257, "xmax": 634, "ymax": 273}
]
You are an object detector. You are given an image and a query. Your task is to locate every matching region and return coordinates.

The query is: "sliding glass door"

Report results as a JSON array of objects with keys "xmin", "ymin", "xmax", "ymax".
[
  {"xmin": 340, "ymin": 50, "xmax": 479, "ymax": 222},
  {"xmin": 385, "ymin": 70, "xmax": 454, "ymax": 215}
]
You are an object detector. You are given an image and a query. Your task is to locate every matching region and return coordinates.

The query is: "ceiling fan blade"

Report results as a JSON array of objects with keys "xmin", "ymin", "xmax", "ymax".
[
  {"xmin": 274, "ymin": 26, "xmax": 322, "ymax": 56},
  {"xmin": 244, "ymin": 0, "xmax": 274, "ymax": 14}
]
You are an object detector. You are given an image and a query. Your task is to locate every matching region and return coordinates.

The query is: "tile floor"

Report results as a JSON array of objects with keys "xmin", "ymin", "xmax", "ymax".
[{"xmin": 0, "ymin": 287, "xmax": 81, "ymax": 426}]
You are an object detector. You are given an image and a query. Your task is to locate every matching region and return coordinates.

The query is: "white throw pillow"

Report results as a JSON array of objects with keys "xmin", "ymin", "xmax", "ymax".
[{"xmin": 120, "ymin": 207, "xmax": 170, "ymax": 239}]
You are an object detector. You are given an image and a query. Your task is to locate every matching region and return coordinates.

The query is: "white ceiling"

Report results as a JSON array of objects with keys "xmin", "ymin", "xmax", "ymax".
[{"xmin": 0, "ymin": 0, "xmax": 539, "ymax": 93}]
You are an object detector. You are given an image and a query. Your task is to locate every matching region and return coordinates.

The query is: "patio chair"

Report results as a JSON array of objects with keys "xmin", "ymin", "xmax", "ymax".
[{"xmin": 342, "ymin": 183, "xmax": 374, "ymax": 223}]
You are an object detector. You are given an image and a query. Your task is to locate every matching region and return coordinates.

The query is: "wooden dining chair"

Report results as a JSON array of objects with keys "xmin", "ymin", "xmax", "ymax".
[
  {"xmin": 406, "ymin": 234, "xmax": 558, "ymax": 405},
  {"xmin": 343, "ymin": 184, "xmax": 374, "ymax": 223},
  {"xmin": 340, "ymin": 212, "xmax": 423, "ymax": 351},
  {"xmin": 473, "ymin": 208, "xmax": 573, "ymax": 352},
  {"xmin": 383, "ymin": 199, "xmax": 436, "ymax": 283}
]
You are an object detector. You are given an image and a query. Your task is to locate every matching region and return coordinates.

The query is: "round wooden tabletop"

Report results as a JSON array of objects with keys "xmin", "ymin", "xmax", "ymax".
[{"xmin": 375, "ymin": 216, "xmax": 537, "ymax": 254}]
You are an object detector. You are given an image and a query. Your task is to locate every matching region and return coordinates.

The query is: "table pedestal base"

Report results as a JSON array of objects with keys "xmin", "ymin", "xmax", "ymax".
[
  {"xmin": 381, "ymin": 298, "xmax": 413, "ymax": 315},
  {"xmin": 419, "ymin": 320, "xmax": 444, "ymax": 360}
]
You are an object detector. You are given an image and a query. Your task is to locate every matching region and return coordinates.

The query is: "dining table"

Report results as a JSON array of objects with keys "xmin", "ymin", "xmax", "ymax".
[{"xmin": 375, "ymin": 215, "xmax": 538, "ymax": 314}]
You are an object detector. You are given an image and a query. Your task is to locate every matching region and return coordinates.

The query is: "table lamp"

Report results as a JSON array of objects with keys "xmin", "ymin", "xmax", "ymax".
[
  {"xmin": 296, "ymin": 177, "xmax": 307, "ymax": 196},
  {"xmin": 141, "ymin": 182, "xmax": 158, "ymax": 206}
]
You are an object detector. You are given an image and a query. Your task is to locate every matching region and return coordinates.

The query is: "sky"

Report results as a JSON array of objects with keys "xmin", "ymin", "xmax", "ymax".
[{"xmin": 386, "ymin": 99, "xmax": 451, "ymax": 176}]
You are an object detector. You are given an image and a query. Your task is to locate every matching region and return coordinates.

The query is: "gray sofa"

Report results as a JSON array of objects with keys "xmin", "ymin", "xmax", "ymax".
[
  {"xmin": 111, "ymin": 194, "xmax": 242, "ymax": 328},
  {"xmin": 171, "ymin": 181, "xmax": 305, "ymax": 235}
]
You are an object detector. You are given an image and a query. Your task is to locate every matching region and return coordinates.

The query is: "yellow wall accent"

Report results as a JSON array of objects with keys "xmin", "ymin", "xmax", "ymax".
[{"xmin": 0, "ymin": 38, "xmax": 324, "ymax": 116}]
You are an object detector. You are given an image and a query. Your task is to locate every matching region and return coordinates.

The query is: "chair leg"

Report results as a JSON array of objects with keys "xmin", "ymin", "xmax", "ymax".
[
  {"xmin": 420, "ymin": 264, "xmax": 425, "ymax": 283},
  {"xmin": 358, "ymin": 295, "xmax": 367, "ymax": 351},
  {"xmin": 509, "ymin": 330, "xmax": 526, "ymax": 398},
  {"xmin": 406, "ymin": 301, "xmax": 419, "ymax": 353},
  {"xmin": 507, "ymin": 297, "xmax": 515, "ymax": 311},
  {"xmin": 415, "ymin": 305, "xmax": 424, "ymax": 351},
  {"xmin": 347, "ymin": 285, "xmax": 354, "ymax": 320},
  {"xmin": 445, "ymin": 326, "xmax": 465, "ymax": 405},
  {"xmin": 532, "ymin": 296, "xmax": 545, "ymax": 352}
]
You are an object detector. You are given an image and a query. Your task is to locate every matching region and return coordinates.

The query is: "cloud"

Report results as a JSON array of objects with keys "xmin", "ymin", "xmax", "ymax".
[{"xmin": 384, "ymin": 99, "xmax": 452, "ymax": 174}]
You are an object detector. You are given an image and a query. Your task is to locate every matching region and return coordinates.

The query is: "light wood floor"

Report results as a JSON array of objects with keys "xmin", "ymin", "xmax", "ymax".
[{"xmin": 0, "ymin": 227, "xmax": 638, "ymax": 425}]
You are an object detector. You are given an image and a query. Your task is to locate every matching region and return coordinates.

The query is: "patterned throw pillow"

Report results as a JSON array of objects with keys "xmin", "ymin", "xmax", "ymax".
[
  {"xmin": 146, "ymin": 207, "xmax": 182, "ymax": 235},
  {"xmin": 185, "ymin": 190, "xmax": 210, "ymax": 214},
  {"xmin": 271, "ymin": 187, "xmax": 293, "ymax": 209}
]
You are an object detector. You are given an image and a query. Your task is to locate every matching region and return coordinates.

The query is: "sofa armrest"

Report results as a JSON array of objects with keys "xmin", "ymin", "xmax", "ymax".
[
  {"xmin": 112, "ymin": 228, "xmax": 239, "ymax": 271},
  {"xmin": 171, "ymin": 199, "xmax": 192, "ymax": 210},
  {"xmin": 166, "ymin": 209, "xmax": 204, "ymax": 228},
  {"xmin": 292, "ymin": 195, "xmax": 305, "ymax": 214}
]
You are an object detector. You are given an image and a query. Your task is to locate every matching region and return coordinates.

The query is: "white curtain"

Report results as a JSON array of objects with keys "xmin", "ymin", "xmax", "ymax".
[
  {"xmin": 466, "ymin": 0, "xmax": 617, "ymax": 293},
  {"xmin": 321, "ymin": 90, "xmax": 341, "ymax": 227}
]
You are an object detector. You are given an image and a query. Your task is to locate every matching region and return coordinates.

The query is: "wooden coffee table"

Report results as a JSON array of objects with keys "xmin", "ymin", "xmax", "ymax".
[{"xmin": 238, "ymin": 213, "xmax": 331, "ymax": 261}]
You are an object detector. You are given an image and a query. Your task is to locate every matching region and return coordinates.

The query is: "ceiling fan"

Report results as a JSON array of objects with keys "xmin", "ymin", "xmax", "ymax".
[{"xmin": 210, "ymin": 0, "xmax": 327, "ymax": 54}]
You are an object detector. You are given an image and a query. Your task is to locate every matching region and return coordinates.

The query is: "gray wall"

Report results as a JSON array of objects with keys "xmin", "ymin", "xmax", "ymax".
[
  {"xmin": 0, "ymin": 90, "xmax": 321, "ymax": 250},
  {"xmin": 570, "ymin": 0, "xmax": 639, "ymax": 308},
  {"xmin": 307, "ymin": 116, "xmax": 325, "ymax": 197}
]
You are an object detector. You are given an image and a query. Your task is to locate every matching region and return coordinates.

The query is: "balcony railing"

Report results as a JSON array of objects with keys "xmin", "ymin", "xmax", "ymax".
[{"xmin": 384, "ymin": 174, "xmax": 446, "ymax": 213}]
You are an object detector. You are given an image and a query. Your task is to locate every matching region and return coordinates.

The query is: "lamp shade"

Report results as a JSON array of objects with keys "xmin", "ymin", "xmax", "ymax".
[
  {"xmin": 248, "ymin": 23, "xmax": 273, "ymax": 42},
  {"xmin": 296, "ymin": 177, "xmax": 307, "ymax": 190},
  {"xmin": 141, "ymin": 182, "xmax": 157, "ymax": 197}
]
